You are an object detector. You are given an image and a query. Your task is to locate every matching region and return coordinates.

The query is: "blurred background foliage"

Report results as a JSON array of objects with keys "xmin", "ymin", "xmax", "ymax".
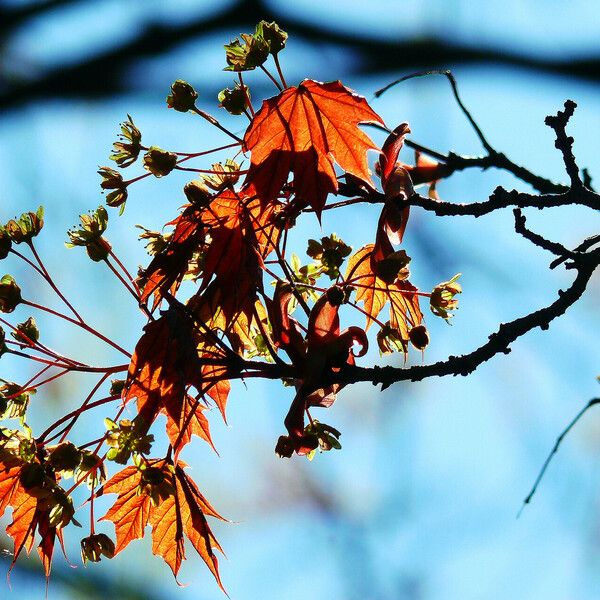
[{"xmin": 0, "ymin": 1, "xmax": 599, "ymax": 599}]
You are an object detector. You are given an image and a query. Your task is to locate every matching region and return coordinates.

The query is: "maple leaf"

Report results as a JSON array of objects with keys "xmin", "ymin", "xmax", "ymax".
[
  {"xmin": 346, "ymin": 244, "xmax": 422, "ymax": 339},
  {"xmin": 243, "ymin": 79, "xmax": 384, "ymax": 217},
  {"xmin": 0, "ymin": 449, "xmax": 71, "ymax": 581},
  {"xmin": 125, "ymin": 306, "xmax": 227, "ymax": 454},
  {"xmin": 139, "ymin": 205, "xmax": 205, "ymax": 311},
  {"xmin": 101, "ymin": 460, "xmax": 226, "ymax": 590}
]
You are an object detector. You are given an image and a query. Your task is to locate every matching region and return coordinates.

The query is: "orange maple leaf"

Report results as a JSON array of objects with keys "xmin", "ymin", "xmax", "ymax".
[
  {"xmin": 346, "ymin": 244, "xmax": 423, "ymax": 338},
  {"xmin": 125, "ymin": 306, "xmax": 227, "ymax": 453},
  {"xmin": 243, "ymin": 79, "xmax": 384, "ymax": 216},
  {"xmin": 139, "ymin": 205, "xmax": 205, "ymax": 311},
  {"xmin": 0, "ymin": 450, "xmax": 63, "ymax": 580},
  {"xmin": 101, "ymin": 460, "xmax": 226, "ymax": 590}
]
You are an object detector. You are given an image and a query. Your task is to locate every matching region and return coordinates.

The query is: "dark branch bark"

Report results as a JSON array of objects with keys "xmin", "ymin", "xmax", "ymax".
[{"xmin": 329, "ymin": 249, "xmax": 598, "ymax": 390}]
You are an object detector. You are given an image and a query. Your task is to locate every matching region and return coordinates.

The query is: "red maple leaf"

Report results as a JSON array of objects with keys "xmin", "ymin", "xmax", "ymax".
[{"xmin": 243, "ymin": 79, "xmax": 384, "ymax": 216}]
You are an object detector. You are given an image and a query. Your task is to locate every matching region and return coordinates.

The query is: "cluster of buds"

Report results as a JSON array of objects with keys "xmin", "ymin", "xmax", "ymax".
[
  {"xmin": 66, "ymin": 206, "xmax": 111, "ymax": 261},
  {"xmin": 306, "ymin": 234, "xmax": 352, "ymax": 279},
  {"xmin": 224, "ymin": 21, "xmax": 287, "ymax": 72},
  {"xmin": 105, "ymin": 418, "xmax": 154, "ymax": 464},
  {"xmin": 276, "ymin": 421, "xmax": 342, "ymax": 459},
  {"xmin": 430, "ymin": 274, "xmax": 462, "ymax": 322}
]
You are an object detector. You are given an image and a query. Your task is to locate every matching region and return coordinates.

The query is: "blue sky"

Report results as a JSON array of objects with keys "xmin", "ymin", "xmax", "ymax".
[{"xmin": 1, "ymin": 2, "xmax": 599, "ymax": 599}]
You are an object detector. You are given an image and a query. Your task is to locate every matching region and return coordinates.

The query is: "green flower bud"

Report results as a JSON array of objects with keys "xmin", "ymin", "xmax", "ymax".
[
  {"xmin": 202, "ymin": 159, "xmax": 240, "ymax": 191},
  {"xmin": 109, "ymin": 379, "xmax": 126, "ymax": 396},
  {"xmin": 12, "ymin": 317, "xmax": 39, "ymax": 346},
  {"xmin": 256, "ymin": 21, "xmax": 288, "ymax": 55},
  {"xmin": 0, "ymin": 381, "xmax": 33, "ymax": 421},
  {"xmin": 374, "ymin": 250, "xmax": 411, "ymax": 284},
  {"xmin": 76, "ymin": 450, "xmax": 106, "ymax": 488},
  {"xmin": 110, "ymin": 114, "xmax": 142, "ymax": 168},
  {"xmin": 48, "ymin": 492, "xmax": 78, "ymax": 529},
  {"xmin": 166, "ymin": 80, "xmax": 198, "ymax": 112},
  {"xmin": 81, "ymin": 533, "xmax": 115, "ymax": 564},
  {"xmin": 430, "ymin": 274, "xmax": 462, "ymax": 322},
  {"xmin": 4, "ymin": 206, "xmax": 44, "ymax": 244},
  {"xmin": 19, "ymin": 462, "xmax": 46, "ymax": 490},
  {"xmin": 99, "ymin": 166, "xmax": 128, "ymax": 212},
  {"xmin": 218, "ymin": 83, "xmax": 250, "ymax": 115},
  {"xmin": 48, "ymin": 441, "xmax": 82, "ymax": 473},
  {"xmin": 183, "ymin": 179, "xmax": 213, "ymax": 207},
  {"xmin": 376, "ymin": 323, "xmax": 408, "ymax": 355},
  {"xmin": 275, "ymin": 435, "xmax": 294, "ymax": 458},
  {"xmin": 66, "ymin": 207, "xmax": 111, "ymax": 261},
  {"xmin": 137, "ymin": 466, "xmax": 175, "ymax": 507},
  {"xmin": 224, "ymin": 33, "xmax": 269, "ymax": 72},
  {"xmin": 408, "ymin": 324, "xmax": 429, "ymax": 351},
  {"xmin": 0, "ymin": 275, "xmax": 22, "ymax": 313},
  {"xmin": 143, "ymin": 146, "xmax": 177, "ymax": 178}
]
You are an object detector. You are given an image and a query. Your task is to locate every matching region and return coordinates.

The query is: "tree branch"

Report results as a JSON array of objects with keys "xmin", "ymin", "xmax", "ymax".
[{"xmin": 327, "ymin": 248, "xmax": 599, "ymax": 389}]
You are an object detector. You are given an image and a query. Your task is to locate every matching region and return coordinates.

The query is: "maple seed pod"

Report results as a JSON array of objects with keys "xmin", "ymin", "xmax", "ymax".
[
  {"xmin": 0, "ymin": 275, "xmax": 22, "ymax": 313},
  {"xmin": 167, "ymin": 80, "xmax": 198, "ymax": 112},
  {"xmin": 408, "ymin": 324, "xmax": 430, "ymax": 351},
  {"xmin": 143, "ymin": 147, "xmax": 178, "ymax": 178},
  {"xmin": 81, "ymin": 533, "xmax": 116, "ymax": 564}
]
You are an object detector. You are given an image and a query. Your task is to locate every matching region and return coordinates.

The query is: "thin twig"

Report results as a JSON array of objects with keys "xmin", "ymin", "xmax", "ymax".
[{"xmin": 518, "ymin": 398, "xmax": 600, "ymax": 516}]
